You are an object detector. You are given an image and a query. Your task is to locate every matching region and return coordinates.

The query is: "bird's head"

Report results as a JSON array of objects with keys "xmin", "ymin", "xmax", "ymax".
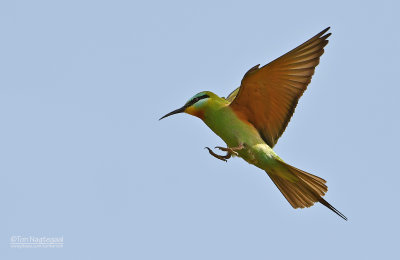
[{"xmin": 159, "ymin": 91, "xmax": 223, "ymax": 120}]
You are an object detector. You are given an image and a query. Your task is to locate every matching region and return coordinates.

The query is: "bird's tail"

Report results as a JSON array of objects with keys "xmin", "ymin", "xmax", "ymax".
[{"xmin": 266, "ymin": 160, "xmax": 347, "ymax": 220}]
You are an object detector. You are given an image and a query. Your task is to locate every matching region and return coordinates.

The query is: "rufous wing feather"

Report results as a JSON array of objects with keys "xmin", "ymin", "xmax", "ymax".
[{"xmin": 229, "ymin": 27, "xmax": 331, "ymax": 147}]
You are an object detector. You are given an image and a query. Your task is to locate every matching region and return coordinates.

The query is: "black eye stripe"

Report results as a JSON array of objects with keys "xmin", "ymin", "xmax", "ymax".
[{"xmin": 186, "ymin": 94, "xmax": 209, "ymax": 106}]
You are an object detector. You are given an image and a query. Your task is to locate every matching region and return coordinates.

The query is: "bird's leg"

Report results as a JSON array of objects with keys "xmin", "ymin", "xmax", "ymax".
[
  {"xmin": 205, "ymin": 143, "xmax": 244, "ymax": 162},
  {"xmin": 215, "ymin": 143, "xmax": 244, "ymax": 156},
  {"xmin": 205, "ymin": 147, "xmax": 231, "ymax": 162}
]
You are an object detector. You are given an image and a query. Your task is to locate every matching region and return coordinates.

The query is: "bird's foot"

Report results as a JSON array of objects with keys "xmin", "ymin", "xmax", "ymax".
[
  {"xmin": 215, "ymin": 143, "xmax": 244, "ymax": 156},
  {"xmin": 205, "ymin": 147, "xmax": 231, "ymax": 162},
  {"xmin": 205, "ymin": 143, "xmax": 244, "ymax": 162}
]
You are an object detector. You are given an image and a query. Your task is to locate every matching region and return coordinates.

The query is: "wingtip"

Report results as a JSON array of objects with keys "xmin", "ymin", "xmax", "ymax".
[
  {"xmin": 322, "ymin": 26, "xmax": 331, "ymax": 34},
  {"xmin": 314, "ymin": 27, "xmax": 330, "ymax": 38}
]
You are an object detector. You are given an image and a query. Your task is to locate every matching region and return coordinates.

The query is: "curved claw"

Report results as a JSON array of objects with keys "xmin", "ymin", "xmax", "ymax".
[{"xmin": 205, "ymin": 147, "xmax": 230, "ymax": 162}]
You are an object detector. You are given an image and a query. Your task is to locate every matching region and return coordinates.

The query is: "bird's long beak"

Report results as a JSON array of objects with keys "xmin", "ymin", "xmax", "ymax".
[{"xmin": 159, "ymin": 105, "xmax": 186, "ymax": 120}]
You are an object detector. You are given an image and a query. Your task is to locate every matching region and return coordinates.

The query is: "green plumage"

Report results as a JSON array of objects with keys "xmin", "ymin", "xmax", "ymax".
[{"xmin": 160, "ymin": 27, "xmax": 347, "ymax": 220}]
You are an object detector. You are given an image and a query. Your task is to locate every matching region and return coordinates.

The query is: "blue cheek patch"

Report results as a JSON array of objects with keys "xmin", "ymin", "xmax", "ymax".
[{"xmin": 193, "ymin": 99, "xmax": 208, "ymax": 108}]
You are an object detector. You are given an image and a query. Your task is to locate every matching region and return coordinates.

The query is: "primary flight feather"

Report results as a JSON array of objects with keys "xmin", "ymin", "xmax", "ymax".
[{"xmin": 160, "ymin": 27, "xmax": 347, "ymax": 220}]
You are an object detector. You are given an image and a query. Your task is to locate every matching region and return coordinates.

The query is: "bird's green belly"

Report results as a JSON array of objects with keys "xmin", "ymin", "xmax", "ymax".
[{"xmin": 204, "ymin": 108, "xmax": 278, "ymax": 169}]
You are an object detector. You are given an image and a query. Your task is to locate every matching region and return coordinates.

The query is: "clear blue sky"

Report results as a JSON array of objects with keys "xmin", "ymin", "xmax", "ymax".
[{"xmin": 1, "ymin": 0, "xmax": 399, "ymax": 259}]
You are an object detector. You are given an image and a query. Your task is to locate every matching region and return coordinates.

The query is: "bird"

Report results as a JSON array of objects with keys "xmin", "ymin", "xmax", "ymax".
[{"xmin": 160, "ymin": 27, "xmax": 347, "ymax": 220}]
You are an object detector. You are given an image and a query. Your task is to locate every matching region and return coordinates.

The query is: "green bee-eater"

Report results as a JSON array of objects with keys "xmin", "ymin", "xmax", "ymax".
[{"xmin": 160, "ymin": 27, "xmax": 347, "ymax": 220}]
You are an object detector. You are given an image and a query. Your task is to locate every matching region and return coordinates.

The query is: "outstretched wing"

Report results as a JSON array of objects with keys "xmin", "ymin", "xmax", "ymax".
[{"xmin": 229, "ymin": 27, "xmax": 331, "ymax": 147}]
